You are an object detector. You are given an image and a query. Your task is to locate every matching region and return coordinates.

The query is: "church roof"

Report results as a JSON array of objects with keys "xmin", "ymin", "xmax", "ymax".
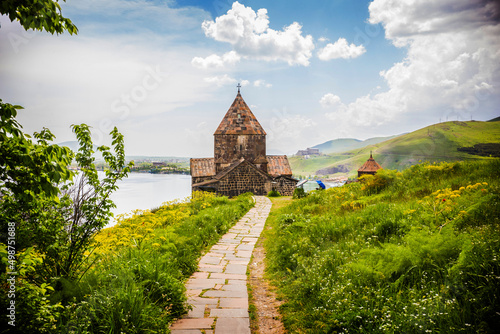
[
  {"xmin": 190, "ymin": 158, "xmax": 215, "ymax": 177},
  {"xmin": 190, "ymin": 155, "xmax": 294, "ymax": 179},
  {"xmin": 267, "ymin": 155, "xmax": 293, "ymax": 177},
  {"xmin": 214, "ymin": 92, "xmax": 266, "ymax": 135},
  {"xmin": 357, "ymin": 153, "xmax": 382, "ymax": 173}
]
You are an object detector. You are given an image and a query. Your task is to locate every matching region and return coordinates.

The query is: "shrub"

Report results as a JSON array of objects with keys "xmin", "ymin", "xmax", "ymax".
[
  {"xmin": 292, "ymin": 187, "xmax": 307, "ymax": 199},
  {"xmin": 267, "ymin": 190, "xmax": 281, "ymax": 197},
  {"xmin": 360, "ymin": 169, "xmax": 400, "ymax": 195}
]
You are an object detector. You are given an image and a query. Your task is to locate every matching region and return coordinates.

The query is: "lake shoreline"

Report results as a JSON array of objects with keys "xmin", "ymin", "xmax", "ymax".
[{"xmin": 106, "ymin": 173, "xmax": 192, "ymax": 227}]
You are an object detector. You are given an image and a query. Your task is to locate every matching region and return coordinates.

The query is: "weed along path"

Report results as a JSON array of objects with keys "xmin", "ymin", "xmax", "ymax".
[{"xmin": 170, "ymin": 196, "xmax": 272, "ymax": 334}]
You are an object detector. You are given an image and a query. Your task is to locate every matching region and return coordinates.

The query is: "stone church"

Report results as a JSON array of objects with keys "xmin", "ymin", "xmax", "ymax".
[
  {"xmin": 190, "ymin": 87, "xmax": 297, "ymax": 197},
  {"xmin": 357, "ymin": 152, "xmax": 382, "ymax": 177}
]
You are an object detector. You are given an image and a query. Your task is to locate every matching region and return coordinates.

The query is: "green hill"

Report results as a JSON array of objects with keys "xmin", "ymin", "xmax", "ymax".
[
  {"xmin": 290, "ymin": 120, "xmax": 500, "ymax": 178},
  {"xmin": 312, "ymin": 135, "xmax": 400, "ymax": 154}
]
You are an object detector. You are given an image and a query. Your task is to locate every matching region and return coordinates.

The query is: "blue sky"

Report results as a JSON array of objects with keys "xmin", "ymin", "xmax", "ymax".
[{"xmin": 1, "ymin": 0, "xmax": 499, "ymax": 157}]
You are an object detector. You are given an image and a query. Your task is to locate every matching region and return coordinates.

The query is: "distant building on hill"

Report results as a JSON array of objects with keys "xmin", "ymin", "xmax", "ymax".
[
  {"xmin": 190, "ymin": 85, "xmax": 298, "ymax": 197},
  {"xmin": 357, "ymin": 152, "xmax": 382, "ymax": 177},
  {"xmin": 296, "ymin": 147, "xmax": 320, "ymax": 156}
]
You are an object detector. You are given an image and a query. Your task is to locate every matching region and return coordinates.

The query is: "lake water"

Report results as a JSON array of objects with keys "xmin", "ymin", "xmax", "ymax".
[{"xmin": 108, "ymin": 173, "xmax": 192, "ymax": 226}]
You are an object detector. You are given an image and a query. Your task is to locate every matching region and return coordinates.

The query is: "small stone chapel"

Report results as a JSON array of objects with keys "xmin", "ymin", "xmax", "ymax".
[
  {"xmin": 190, "ymin": 86, "xmax": 298, "ymax": 197},
  {"xmin": 357, "ymin": 152, "xmax": 382, "ymax": 177}
]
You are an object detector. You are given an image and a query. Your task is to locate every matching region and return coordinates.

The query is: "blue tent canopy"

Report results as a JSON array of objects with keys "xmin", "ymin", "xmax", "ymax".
[{"xmin": 316, "ymin": 180, "xmax": 326, "ymax": 189}]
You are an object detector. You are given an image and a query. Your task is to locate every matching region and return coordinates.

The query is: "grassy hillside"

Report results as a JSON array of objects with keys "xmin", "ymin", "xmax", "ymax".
[
  {"xmin": 291, "ymin": 120, "xmax": 500, "ymax": 178},
  {"xmin": 288, "ymin": 154, "xmax": 351, "ymax": 177},
  {"xmin": 265, "ymin": 160, "xmax": 500, "ymax": 333},
  {"xmin": 312, "ymin": 135, "xmax": 400, "ymax": 154}
]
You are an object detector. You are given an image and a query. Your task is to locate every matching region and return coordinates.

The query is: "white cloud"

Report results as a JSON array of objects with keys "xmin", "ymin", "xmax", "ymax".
[
  {"xmin": 320, "ymin": 93, "xmax": 391, "ymax": 127},
  {"xmin": 0, "ymin": 1, "xmax": 217, "ymax": 153},
  {"xmin": 318, "ymin": 38, "xmax": 366, "ymax": 60},
  {"xmin": 191, "ymin": 51, "xmax": 241, "ymax": 69},
  {"xmin": 201, "ymin": 1, "xmax": 314, "ymax": 66},
  {"xmin": 322, "ymin": 92, "xmax": 405, "ymax": 134},
  {"xmin": 333, "ymin": 0, "xmax": 500, "ymax": 127},
  {"xmin": 240, "ymin": 80, "xmax": 250, "ymax": 86},
  {"xmin": 204, "ymin": 74, "xmax": 237, "ymax": 86},
  {"xmin": 319, "ymin": 93, "xmax": 342, "ymax": 108},
  {"xmin": 184, "ymin": 121, "xmax": 213, "ymax": 156},
  {"xmin": 266, "ymin": 109, "xmax": 316, "ymax": 152},
  {"xmin": 254, "ymin": 79, "xmax": 272, "ymax": 88},
  {"xmin": 368, "ymin": 0, "xmax": 500, "ymax": 47}
]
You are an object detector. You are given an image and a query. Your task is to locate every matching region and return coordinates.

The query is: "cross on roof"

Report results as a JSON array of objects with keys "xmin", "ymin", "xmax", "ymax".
[{"xmin": 237, "ymin": 83, "xmax": 241, "ymax": 93}]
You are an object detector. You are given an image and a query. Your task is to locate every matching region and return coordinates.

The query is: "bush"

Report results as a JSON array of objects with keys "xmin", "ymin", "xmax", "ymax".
[
  {"xmin": 292, "ymin": 187, "xmax": 307, "ymax": 199},
  {"xmin": 267, "ymin": 190, "xmax": 281, "ymax": 197},
  {"xmin": 360, "ymin": 169, "xmax": 400, "ymax": 195}
]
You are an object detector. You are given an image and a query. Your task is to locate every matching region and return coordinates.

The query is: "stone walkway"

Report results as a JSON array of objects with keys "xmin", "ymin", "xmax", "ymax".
[{"xmin": 170, "ymin": 196, "xmax": 272, "ymax": 334}]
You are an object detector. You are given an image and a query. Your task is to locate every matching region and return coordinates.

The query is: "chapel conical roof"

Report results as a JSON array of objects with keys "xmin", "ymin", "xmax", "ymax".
[
  {"xmin": 357, "ymin": 152, "xmax": 382, "ymax": 173},
  {"xmin": 214, "ymin": 92, "xmax": 266, "ymax": 135}
]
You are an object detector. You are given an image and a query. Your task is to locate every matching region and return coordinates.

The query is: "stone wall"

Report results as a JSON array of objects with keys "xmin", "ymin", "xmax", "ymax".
[
  {"xmin": 216, "ymin": 164, "xmax": 271, "ymax": 198},
  {"xmin": 214, "ymin": 134, "xmax": 266, "ymax": 173},
  {"xmin": 273, "ymin": 176, "xmax": 297, "ymax": 196}
]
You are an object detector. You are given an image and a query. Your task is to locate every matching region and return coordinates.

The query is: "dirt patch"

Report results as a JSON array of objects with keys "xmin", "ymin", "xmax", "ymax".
[{"xmin": 248, "ymin": 232, "xmax": 286, "ymax": 334}]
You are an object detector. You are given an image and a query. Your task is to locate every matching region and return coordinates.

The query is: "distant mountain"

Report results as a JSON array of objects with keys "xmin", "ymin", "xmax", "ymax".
[
  {"xmin": 311, "ymin": 135, "xmax": 401, "ymax": 154},
  {"xmin": 290, "ymin": 120, "xmax": 500, "ymax": 178},
  {"xmin": 487, "ymin": 116, "xmax": 500, "ymax": 122}
]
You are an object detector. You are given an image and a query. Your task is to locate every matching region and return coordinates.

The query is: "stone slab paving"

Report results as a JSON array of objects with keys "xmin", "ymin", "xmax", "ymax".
[{"xmin": 170, "ymin": 196, "xmax": 272, "ymax": 334}]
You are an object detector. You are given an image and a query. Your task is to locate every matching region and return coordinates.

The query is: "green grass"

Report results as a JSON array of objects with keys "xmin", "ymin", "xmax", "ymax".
[
  {"xmin": 51, "ymin": 192, "xmax": 255, "ymax": 334},
  {"xmin": 290, "ymin": 120, "xmax": 500, "ymax": 178},
  {"xmin": 265, "ymin": 159, "xmax": 500, "ymax": 333},
  {"xmin": 269, "ymin": 196, "xmax": 293, "ymax": 211}
]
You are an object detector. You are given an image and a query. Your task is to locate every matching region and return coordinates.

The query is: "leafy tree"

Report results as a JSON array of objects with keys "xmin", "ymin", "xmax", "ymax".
[
  {"xmin": 0, "ymin": 100, "xmax": 74, "ymax": 202},
  {"xmin": 1, "ymin": 101, "xmax": 133, "ymax": 282},
  {"xmin": 0, "ymin": 0, "xmax": 77, "ymax": 34},
  {"xmin": 0, "ymin": 101, "xmax": 133, "ymax": 333},
  {"xmin": 53, "ymin": 124, "xmax": 132, "ymax": 282}
]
